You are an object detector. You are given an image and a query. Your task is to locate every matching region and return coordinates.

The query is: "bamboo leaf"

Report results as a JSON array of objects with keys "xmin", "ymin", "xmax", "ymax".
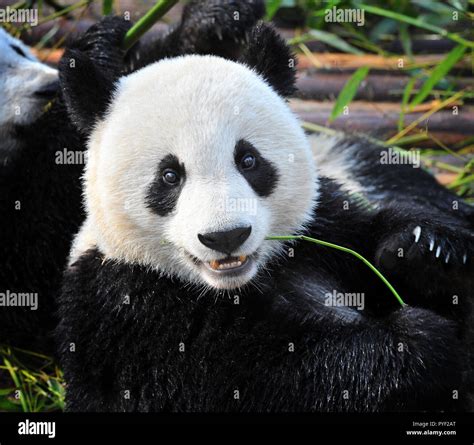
[
  {"xmin": 329, "ymin": 66, "xmax": 370, "ymax": 122},
  {"xmin": 298, "ymin": 29, "xmax": 364, "ymax": 54},
  {"xmin": 102, "ymin": 0, "xmax": 113, "ymax": 15},
  {"xmin": 399, "ymin": 23, "xmax": 412, "ymax": 58},
  {"xmin": 0, "ymin": 397, "xmax": 22, "ymax": 411},
  {"xmin": 359, "ymin": 3, "xmax": 474, "ymax": 48},
  {"xmin": 398, "ymin": 76, "xmax": 417, "ymax": 131},
  {"xmin": 265, "ymin": 0, "xmax": 282, "ymax": 20},
  {"xmin": 409, "ymin": 44, "xmax": 467, "ymax": 108},
  {"xmin": 0, "ymin": 388, "xmax": 14, "ymax": 395}
]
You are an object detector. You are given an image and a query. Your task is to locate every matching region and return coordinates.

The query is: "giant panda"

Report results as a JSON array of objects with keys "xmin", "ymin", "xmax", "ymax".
[
  {"xmin": 0, "ymin": 1, "xmax": 264, "ymax": 354},
  {"xmin": 0, "ymin": 27, "xmax": 86, "ymax": 352},
  {"xmin": 56, "ymin": 17, "xmax": 473, "ymax": 411}
]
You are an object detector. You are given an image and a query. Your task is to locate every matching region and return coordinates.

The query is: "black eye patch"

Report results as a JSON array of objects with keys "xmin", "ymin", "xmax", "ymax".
[
  {"xmin": 11, "ymin": 44, "xmax": 27, "ymax": 58},
  {"xmin": 146, "ymin": 154, "xmax": 186, "ymax": 216},
  {"xmin": 234, "ymin": 139, "xmax": 278, "ymax": 197}
]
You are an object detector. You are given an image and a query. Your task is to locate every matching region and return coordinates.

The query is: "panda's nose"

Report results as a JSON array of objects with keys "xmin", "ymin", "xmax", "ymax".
[{"xmin": 198, "ymin": 226, "xmax": 252, "ymax": 255}]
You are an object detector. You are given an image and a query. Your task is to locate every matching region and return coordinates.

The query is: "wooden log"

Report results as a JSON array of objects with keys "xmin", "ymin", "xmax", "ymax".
[
  {"xmin": 290, "ymin": 99, "xmax": 474, "ymax": 137},
  {"xmin": 296, "ymin": 72, "xmax": 473, "ymax": 102},
  {"xmin": 297, "ymin": 53, "xmax": 471, "ymax": 71},
  {"xmin": 31, "ymin": 48, "xmax": 64, "ymax": 64}
]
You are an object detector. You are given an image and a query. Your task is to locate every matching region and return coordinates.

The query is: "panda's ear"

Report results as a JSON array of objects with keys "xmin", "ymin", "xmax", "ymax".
[
  {"xmin": 239, "ymin": 22, "xmax": 296, "ymax": 97},
  {"xmin": 59, "ymin": 49, "xmax": 117, "ymax": 134},
  {"xmin": 59, "ymin": 16, "xmax": 131, "ymax": 134}
]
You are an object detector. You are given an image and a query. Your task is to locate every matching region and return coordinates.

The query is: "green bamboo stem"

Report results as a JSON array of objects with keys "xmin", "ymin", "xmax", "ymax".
[
  {"xmin": 36, "ymin": 0, "xmax": 91, "ymax": 26},
  {"xmin": 102, "ymin": 0, "xmax": 114, "ymax": 15},
  {"xmin": 122, "ymin": 0, "xmax": 179, "ymax": 50},
  {"xmin": 266, "ymin": 235, "xmax": 406, "ymax": 307}
]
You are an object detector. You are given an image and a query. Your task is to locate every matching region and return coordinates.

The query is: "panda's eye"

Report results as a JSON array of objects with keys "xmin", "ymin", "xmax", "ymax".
[
  {"xmin": 11, "ymin": 45, "xmax": 27, "ymax": 58},
  {"xmin": 240, "ymin": 153, "xmax": 257, "ymax": 170},
  {"xmin": 162, "ymin": 169, "xmax": 180, "ymax": 185}
]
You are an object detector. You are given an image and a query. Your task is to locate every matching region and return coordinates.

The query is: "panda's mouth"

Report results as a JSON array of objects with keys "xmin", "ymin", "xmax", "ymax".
[
  {"xmin": 186, "ymin": 251, "xmax": 255, "ymax": 276},
  {"xmin": 184, "ymin": 250, "xmax": 258, "ymax": 289},
  {"xmin": 207, "ymin": 255, "xmax": 248, "ymax": 271}
]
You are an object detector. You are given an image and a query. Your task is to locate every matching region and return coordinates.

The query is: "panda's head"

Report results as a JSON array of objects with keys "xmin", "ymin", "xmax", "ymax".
[
  {"xmin": 0, "ymin": 28, "xmax": 58, "ymax": 137},
  {"xmin": 63, "ymin": 24, "xmax": 318, "ymax": 290}
]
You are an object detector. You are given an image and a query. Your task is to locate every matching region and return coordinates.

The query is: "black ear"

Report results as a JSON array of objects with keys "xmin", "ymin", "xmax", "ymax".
[
  {"xmin": 131, "ymin": 0, "xmax": 265, "ymax": 70},
  {"xmin": 239, "ymin": 22, "xmax": 296, "ymax": 97},
  {"xmin": 59, "ymin": 16, "xmax": 131, "ymax": 134},
  {"xmin": 59, "ymin": 49, "xmax": 116, "ymax": 134}
]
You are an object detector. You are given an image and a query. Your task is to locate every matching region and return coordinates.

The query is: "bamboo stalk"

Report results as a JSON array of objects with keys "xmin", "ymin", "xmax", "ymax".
[
  {"xmin": 122, "ymin": 0, "xmax": 179, "ymax": 50},
  {"xmin": 266, "ymin": 235, "xmax": 405, "ymax": 307}
]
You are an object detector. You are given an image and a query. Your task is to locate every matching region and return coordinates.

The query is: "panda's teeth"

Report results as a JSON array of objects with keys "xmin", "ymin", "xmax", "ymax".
[
  {"xmin": 208, "ymin": 256, "xmax": 248, "ymax": 271},
  {"xmin": 209, "ymin": 260, "xmax": 220, "ymax": 270},
  {"xmin": 218, "ymin": 261, "xmax": 242, "ymax": 270}
]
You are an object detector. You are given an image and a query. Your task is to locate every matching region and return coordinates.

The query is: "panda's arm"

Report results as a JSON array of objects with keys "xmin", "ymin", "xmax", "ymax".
[
  {"xmin": 313, "ymin": 133, "xmax": 474, "ymax": 224},
  {"xmin": 307, "ymin": 177, "xmax": 473, "ymax": 318}
]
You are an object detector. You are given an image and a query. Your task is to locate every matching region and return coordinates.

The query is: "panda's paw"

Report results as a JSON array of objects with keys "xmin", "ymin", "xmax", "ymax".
[
  {"xmin": 72, "ymin": 16, "xmax": 132, "ymax": 54},
  {"xmin": 375, "ymin": 222, "xmax": 473, "ymax": 272},
  {"xmin": 180, "ymin": 0, "xmax": 265, "ymax": 45}
]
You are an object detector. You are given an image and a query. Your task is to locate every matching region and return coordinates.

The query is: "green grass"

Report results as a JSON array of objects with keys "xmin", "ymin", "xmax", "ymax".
[{"xmin": 0, "ymin": 345, "xmax": 65, "ymax": 412}]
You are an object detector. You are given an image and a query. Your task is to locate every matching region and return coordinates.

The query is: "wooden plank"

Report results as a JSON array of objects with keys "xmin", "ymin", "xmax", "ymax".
[
  {"xmin": 297, "ymin": 53, "xmax": 471, "ymax": 71},
  {"xmin": 296, "ymin": 72, "xmax": 473, "ymax": 102},
  {"xmin": 290, "ymin": 99, "xmax": 474, "ymax": 137}
]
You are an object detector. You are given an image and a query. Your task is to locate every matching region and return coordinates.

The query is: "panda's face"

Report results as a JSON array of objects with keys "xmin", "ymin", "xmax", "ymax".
[
  {"xmin": 84, "ymin": 55, "xmax": 317, "ymax": 290},
  {"xmin": 0, "ymin": 28, "xmax": 58, "ymax": 136}
]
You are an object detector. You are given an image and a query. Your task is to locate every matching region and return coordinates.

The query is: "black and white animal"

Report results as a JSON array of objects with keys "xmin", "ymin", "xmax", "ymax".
[
  {"xmin": 0, "ymin": 27, "xmax": 86, "ymax": 352},
  {"xmin": 0, "ymin": 1, "xmax": 265, "ymax": 354},
  {"xmin": 56, "ymin": 16, "xmax": 473, "ymax": 411}
]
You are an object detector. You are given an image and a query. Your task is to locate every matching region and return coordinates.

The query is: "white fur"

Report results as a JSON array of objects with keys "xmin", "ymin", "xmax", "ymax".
[
  {"xmin": 309, "ymin": 132, "xmax": 364, "ymax": 195},
  {"xmin": 0, "ymin": 28, "xmax": 58, "ymax": 143},
  {"xmin": 73, "ymin": 55, "xmax": 318, "ymax": 290}
]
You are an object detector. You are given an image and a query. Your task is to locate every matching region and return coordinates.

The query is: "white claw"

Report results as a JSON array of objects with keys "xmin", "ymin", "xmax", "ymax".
[
  {"xmin": 435, "ymin": 246, "xmax": 441, "ymax": 258},
  {"xmin": 429, "ymin": 238, "xmax": 435, "ymax": 251},
  {"xmin": 413, "ymin": 226, "xmax": 421, "ymax": 243},
  {"xmin": 445, "ymin": 252, "xmax": 450, "ymax": 264},
  {"xmin": 463, "ymin": 253, "xmax": 467, "ymax": 264}
]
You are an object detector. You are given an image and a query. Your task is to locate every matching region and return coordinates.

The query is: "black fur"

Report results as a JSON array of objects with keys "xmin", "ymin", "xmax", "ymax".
[
  {"xmin": 0, "ymin": 17, "xmax": 135, "ymax": 353},
  {"xmin": 59, "ymin": 17, "xmax": 132, "ymax": 134},
  {"xmin": 238, "ymin": 23, "xmax": 297, "ymax": 97},
  {"xmin": 321, "ymin": 136, "xmax": 473, "ymax": 315},
  {"xmin": 235, "ymin": 139, "xmax": 278, "ymax": 197},
  {"xmin": 132, "ymin": 0, "xmax": 266, "ymax": 66},
  {"xmin": 0, "ymin": 92, "xmax": 85, "ymax": 353},
  {"xmin": 54, "ymin": 3, "xmax": 473, "ymax": 412},
  {"xmin": 57, "ymin": 178, "xmax": 469, "ymax": 412}
]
